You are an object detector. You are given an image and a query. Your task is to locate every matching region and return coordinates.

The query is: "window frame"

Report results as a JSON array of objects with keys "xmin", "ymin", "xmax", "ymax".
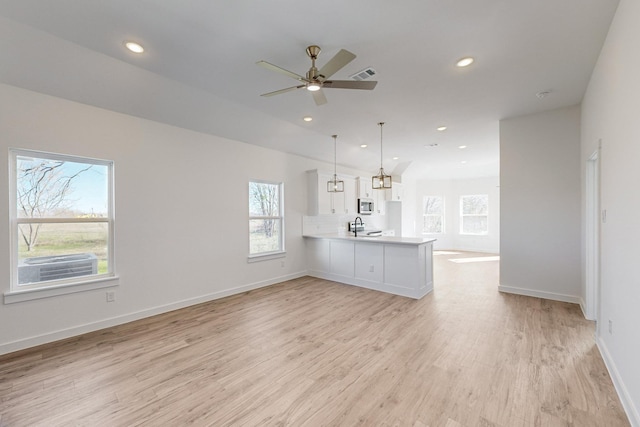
[
  {"xmin": 247, "ymin": 180, "xmax": 285, "ymax": 262},
  {"xmin": 422, "ymin": 195, "xmax": 444, "ymax": 235},
  {"xmin": 459, "ymin": 194, "xmax": 489, "ymax": 236},
  {"xmin": 6, "ymin": 148, "xmax": 117, "ymax": 303}
]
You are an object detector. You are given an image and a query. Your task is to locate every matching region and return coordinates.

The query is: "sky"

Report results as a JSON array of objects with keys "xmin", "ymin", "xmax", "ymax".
[{"xmin": 17, "ymin": 156, "xmax": 109, "ymax": 216}]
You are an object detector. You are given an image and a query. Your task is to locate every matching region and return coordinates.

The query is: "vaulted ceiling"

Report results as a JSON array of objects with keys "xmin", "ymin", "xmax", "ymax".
[{"xmin": 0, "ymin": 0, "xmax": 619, "ymax": 179}]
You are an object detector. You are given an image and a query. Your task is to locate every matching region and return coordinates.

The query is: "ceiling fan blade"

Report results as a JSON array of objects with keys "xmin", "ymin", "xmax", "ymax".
[
  {"xmin": 317, "ymin": 49, "xmax": 356, "ymax": 80},
  {"xmin": 260, "ymin": 85, "xmax": 305, "ymax": 97},
  {"xmin": 322, "ymin": 80, "xmax": 378, "ymax": 90},
  {"xmin": 312, "ymin": 89, "xmax": 327, "ymax": 106},
  {"xmin": 256, "ymin": 60, "xmax": 307, "ymax": 82}
]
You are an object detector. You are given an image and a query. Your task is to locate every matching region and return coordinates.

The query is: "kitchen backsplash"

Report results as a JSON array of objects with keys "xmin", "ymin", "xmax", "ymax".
[{"xmin": 302, "ymin": 214, "xmax": 386, "ymax": 235}]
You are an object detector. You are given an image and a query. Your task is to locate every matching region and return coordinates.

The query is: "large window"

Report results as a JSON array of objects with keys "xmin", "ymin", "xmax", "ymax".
[
  {"xmin": 460, "ymin": 194, "xmax": 488, "ymax": 235},
  {"xmin": 423, "ymin": 196, "xmax": 444, "ymax": 234},
  {"xmin": 248, "ymin": 180, "xmax": 284, "ymax": 258},
  {"xmin": 9, "ymin": 149, "xmax": 115, "ymax": 296}
]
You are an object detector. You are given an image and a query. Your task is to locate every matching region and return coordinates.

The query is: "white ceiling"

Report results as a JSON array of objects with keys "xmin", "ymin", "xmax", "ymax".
[{"xmin": 0, "ymin": 0, "xmax": 619, "ymax": 180}]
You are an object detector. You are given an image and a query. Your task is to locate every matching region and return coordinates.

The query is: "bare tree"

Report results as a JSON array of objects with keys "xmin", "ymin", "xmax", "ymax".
[
  {"xmin": 249, "ymin": 182, "xmax": 279, "ymax": 237},
  {"xmin": 17, "ymin": 159, "xmax": 92, "ymax": 251},
  {"xmin": 423, "ymin": 196, "xmax": 443, "ymax": 233}
]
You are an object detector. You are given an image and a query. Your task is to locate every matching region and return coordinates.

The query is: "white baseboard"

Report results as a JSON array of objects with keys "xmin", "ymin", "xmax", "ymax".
[
  {"xmin": 597, "ymin": 336, "xmax": 640, "ymax": 427},
  {"xmin": 0, "ymin": 271, "xmax": 307, "ymax": 356},
  {"xmin": 579, "ymin": 297, "xmax": 588, "ymax": 319},
  {"xmin": 497, "ymin": 284, "xmax": 581, "ymax": 305}
]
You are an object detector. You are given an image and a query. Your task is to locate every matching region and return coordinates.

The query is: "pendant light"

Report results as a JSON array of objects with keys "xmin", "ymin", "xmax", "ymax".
[
  {"xmin": 372, "ymin": 122, "xmax": 392, "ymax": 189},
  {"xmin": 327, "ymin": 134, "xmax": 344, "ymax": 192}
]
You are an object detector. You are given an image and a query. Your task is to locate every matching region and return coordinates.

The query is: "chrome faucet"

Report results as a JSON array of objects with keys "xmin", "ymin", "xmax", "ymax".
[{"xmin": 353, "ymin": 216, "xmax": 363, "ymax": 237}]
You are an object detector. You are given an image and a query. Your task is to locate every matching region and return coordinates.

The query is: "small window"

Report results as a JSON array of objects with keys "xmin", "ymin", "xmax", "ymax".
[
  {"xmin": 9, "ymin": 149, "xmax": 115, "ymax": 294},
  {"xmin": 248, "ymin": 181, "xmax": 284, "ymax": 258},
  {"xmin": 460, "ymin": 194, "xmax": 488, "ymax": 235},
  {"xmin": 423, "ymin": 196, "xmax": 444, "ymax": 234}
]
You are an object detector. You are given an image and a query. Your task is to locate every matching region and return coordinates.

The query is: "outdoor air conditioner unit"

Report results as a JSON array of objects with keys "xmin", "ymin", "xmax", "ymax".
[{"xmin": 18, "ymin": 253, "xmax": 98, "ymax": 284}]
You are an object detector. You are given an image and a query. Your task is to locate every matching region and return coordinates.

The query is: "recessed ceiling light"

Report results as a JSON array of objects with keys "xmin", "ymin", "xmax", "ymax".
[
  {"xmin": 360, "ymin": 144, "xmax": 368, "ymax": 148},
  {"xmin": 393, "ymin": 157, "xmax": 399, "ymax": 160},
  {"xmin": 437, "ymin": 126, "xmax": 447, "ymax": 131},
  {"xmin": 124, "ymin": 41, "xmax": 144, "ymax": 53},
  {"xmin": 459, "ymin": 145, "xmax": 467, "ymax": 149},
  {"xmin": 303, "ymin": 116, "xmax": 313, "ymax": 122},
  {"xmin": 461, "ymin": 161, "xmax": 467, "ymax": 164},
  {"xmin": 456, "ymin": 57, "xmax": 474, "ymax": 67}
]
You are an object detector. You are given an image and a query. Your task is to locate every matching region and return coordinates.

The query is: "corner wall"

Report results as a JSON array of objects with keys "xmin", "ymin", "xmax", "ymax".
[
  {"xmin": 499, "ymin": 105, "xmax": 581, "ymax": 303},
  {"xmin": 0, "ymin": 83, "xmax": 337, "ymax": 354},
  {"xmin": 581, "ymin": 0, "xmax": 640, "ymax": 422}
]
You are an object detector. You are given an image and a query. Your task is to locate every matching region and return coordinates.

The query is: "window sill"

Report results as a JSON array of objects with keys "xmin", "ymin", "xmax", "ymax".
[
  {"xmin": 247, "ymin": 251, "xmax": 286, "ymax": 263},
  {"xmin": 4, "ymin": 275, "xmax": 120, "ymax": 304}
]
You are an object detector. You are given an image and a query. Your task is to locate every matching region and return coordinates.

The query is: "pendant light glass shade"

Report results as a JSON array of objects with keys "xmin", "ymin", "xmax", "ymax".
[
  {"xmin": 327, "ymin": 135, "xmax": 344, "ymax": 192},
  {"xmin": 372, "ymin": 122, "xmax": 392, "ymax": 190}
]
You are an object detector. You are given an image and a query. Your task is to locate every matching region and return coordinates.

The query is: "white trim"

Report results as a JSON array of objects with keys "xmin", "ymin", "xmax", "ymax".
[
  {"xmin": 247, "ymin": 251, "xmax": 286, "ymax": 263},
  {"xmin": 4, "ymin": 275, "xmax": 119, "ymax": 304},
  {"xmin": 498, "ymin": 284, "xmax": 581, "ymax": 304},
  {"xmin": 459, "ymin": 194, "xmax": 489, "ymax": 235},
  {"xmin": 597, "ymin": 337, "xmax": 640, "ymax": 427},
  {"xmin": 8, "ymin": 148, "xmax": 116, "ymax": 293},
  {"xmin": 308, "ymin": 269, "xmax": 433, "ymax": 300},
  {"xmin": 422, "ymin": 195, "xmax": 445, "ymax": 234},
  {"xmin": 248, "ymin": 180, "xmax": 285, "ymax": 257},
  {"xmin": 585, "ymin": 149, "xmax": 600, "ymax": 322},
  {"xmin": 578, "ymin": 297, "xmax": 588, "ymax": 319},
  {"xmin": 0, "ymin": 271, "xmax": 306, "ymax": 356},
  {"xmin": 16, "ymin": 217, "xmax": 109, "ymax": 224}
]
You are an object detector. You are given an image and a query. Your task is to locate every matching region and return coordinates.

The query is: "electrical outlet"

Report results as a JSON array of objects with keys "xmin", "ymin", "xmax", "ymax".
[
  {"xmin": 369, "ymin": 265, "xmax": 374, "ymax": 273},
  {"xmin": 608, "ymin": 319, "xmax": 613, "ymax": 334},
  {"xmin": 106, "ymin": 291, "xmax": 115, "ymax": 302},
  {"xmin": 281, "ymin": 260, "xmax": 285, "ymax": 268}
]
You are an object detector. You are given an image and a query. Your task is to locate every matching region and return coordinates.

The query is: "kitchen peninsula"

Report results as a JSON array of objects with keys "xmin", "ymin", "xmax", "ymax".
[{"xmin": 304, "ymin": 233, "xmax": 436, "ymax": 299}]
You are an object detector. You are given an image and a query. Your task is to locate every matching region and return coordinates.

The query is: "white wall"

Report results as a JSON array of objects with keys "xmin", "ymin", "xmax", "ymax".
[
  {"xmin": 414, "ymin": 177, "xmax": 500, "ymax": 253},
  {"xmin": 581, "ymin": 0, "xmax": 640, "ymax": 423},
  {"xmin": 0, "ymin": 83, "xmax": 350, "ymax": 354},
  {"xmin": 499, "ymin": 105, "xmax": 582, "ymax": 303}
]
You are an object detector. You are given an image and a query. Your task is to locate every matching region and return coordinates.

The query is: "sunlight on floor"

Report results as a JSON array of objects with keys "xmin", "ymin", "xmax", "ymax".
[{"xmin": 448, "ymin": 256, "xmax": 500, "ymax": 263}]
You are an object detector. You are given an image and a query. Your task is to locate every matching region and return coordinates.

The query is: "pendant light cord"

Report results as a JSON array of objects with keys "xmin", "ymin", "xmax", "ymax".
[
  {"xmin": 332, "ymin": 135, "xmax": 338, "ymax": 177},
  {"xmin": 379, "ymin": 122, "xmax": 385, "ymax": 169}
]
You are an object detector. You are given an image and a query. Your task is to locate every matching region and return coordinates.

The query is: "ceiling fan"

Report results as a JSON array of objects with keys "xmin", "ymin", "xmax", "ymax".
[{"xmin": 256, "ymin": 45, "xmax": 377, "ymax": 106}]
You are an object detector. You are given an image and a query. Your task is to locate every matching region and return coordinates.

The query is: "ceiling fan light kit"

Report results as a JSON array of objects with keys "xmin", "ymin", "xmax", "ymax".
[
  {"xmin": 257, "ymin": 45, "xmax": 378, "ymax": 106},
  {"xmin": 372, "ymin": 122, "xmax": 392, "ymax": 190}
]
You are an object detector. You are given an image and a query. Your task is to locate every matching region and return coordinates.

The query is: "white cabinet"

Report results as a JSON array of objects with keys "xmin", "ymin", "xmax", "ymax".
[
  {"xmin": 357, "ymin": 176, "xmax": 373, "ymax": 199},
  {"xmin": 305, "ymin": 235, "xmax": 434, "ymax": 300},
  {"xmin": 307, "ymin": 170, "xmax": 357, "ymax": 215},
  {"xmin": 307, "ymin": 170, "xmax": 332, "ymax": 215},
  {"xmin": 375, "ymin": 190, "xmax": 386, "ymax": 215},
  {"xmin": 357, "ymin": 177, "xmax": 386, "ymax": 214},
  {"xmin": 389, "ymin": 183, "xmax": 403, "ymax": 201},
  {"xmin": 343, "ymin": 177, "xmax": 357, "ymax": 215}
]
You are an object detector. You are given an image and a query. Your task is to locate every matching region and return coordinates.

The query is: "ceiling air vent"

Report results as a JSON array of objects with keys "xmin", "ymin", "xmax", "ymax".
[{"xmin": 349, "ymin": 67, "xmax": 376, "ymax": 81}]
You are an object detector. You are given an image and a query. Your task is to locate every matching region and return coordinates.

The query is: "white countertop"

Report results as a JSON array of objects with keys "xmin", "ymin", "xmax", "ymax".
[{"xmin": 303, "ymin": 233, "xmax": 436, "ymax": 246}]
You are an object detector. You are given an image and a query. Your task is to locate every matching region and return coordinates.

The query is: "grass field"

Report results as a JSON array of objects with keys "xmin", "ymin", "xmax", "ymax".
[{"xmin": 18, "ymin": 223, "xmax": 109, "ymax": 274}]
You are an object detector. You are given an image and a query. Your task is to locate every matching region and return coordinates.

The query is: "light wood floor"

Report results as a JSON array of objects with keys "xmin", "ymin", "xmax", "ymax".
[{"xmin": 0, "ymin": 251, "xmax": 630, "ymax": 426}]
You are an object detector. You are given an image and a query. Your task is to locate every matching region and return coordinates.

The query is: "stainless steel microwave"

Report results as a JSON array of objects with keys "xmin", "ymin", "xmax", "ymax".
[{"xmin": 358, "ymin": 198, "xmax": 374, "ymax": 215}]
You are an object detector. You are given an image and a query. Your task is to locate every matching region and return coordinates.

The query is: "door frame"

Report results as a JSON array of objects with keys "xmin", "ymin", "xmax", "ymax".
[{"xmin": 585, "ymin": 148, "xmax": 600, "ymax": 325}]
